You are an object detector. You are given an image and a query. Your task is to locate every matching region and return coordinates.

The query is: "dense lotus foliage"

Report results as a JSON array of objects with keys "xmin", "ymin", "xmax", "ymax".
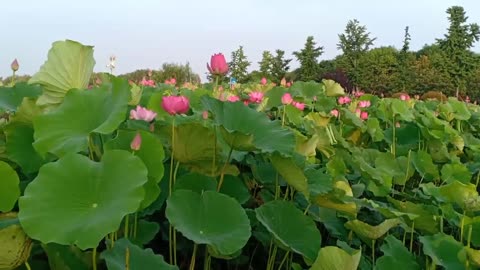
[{"xmin": 2, "ymin": 40, "xmax": 480, "ymax": 270}]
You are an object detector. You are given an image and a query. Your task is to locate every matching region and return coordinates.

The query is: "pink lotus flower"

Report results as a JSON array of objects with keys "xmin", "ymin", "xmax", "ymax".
[
  {"xmin": 330, "ymin": 109, "xmax": 339, "ymax": 117},
  {"xmin": 140, "ymin": 77, "xmax": 155, "ymax": 87},
  {"xmin": 164, "ymin": 78, "xmax": 177, "ymax": 85},
  {"xmin": 292, "ymin": 101, "xmax": 305, "ymax": 111},
  {"xmin": 400, "ymin": 94, "xmax": 410, "ymax": 101},
  {"xmin": 260, "ymin": 77, "xmax": 267, "ymax": 85},
  {"xmin": 130, "ymin": 132, "xmax": 142, "ymax": 151},
  {"xmin": 354, "ymin": 91, "xmax": 365, "ymax": 98},
  {"xmin": 244, "ymin": 100, "xmax": 250, "ymax": 106},
  {"xmin": 202, "ymin": 111, "xmax": 209, "ymax": 120},
  {"xmin": 130, "ymin": 105, "xmax": 157, "ymax": 122},
  {"xmin": 360, "ymin": 111, "xmax": 368, "ymax": 120},
  {"xmin": 338, "ymin": 96, "xmax": 352, "ymax": 105},
  {"xmin": 282, "ymin": 93, "xmax": 293, "ymax": 105},
  {"xmin": 358, "ymin": 100, "xmax": 371, "ymax": 108},
  {"xmin": 207, "ymin": 53, "xmax": 229, "ymax": 75},
  {"xmin": 227, "ymin": 95, "xmax": 240, "ymax": 102},
  {"xmin": 249, "ymin": 91, "xmax": 264, "ymax": 103},
  {"xmin": 161, "ymin": 96, "xmax": 190, "ymax": 115},
  {"xmin": 286, "ymin": 82, "xmax": 292, "ymax": 87},
  {"xmin": 11, "ymin": 59, "xmax": 19, "ymax": 72},
  {"xmin": 280, "ymin": 78, "xmax": 287, "ymax": 87}
]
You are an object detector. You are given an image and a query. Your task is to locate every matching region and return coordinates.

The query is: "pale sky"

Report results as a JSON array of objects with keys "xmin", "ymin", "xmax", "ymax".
[{"xmin": 1, "ymin": 0, "xmax": 479, "ymax": 81}]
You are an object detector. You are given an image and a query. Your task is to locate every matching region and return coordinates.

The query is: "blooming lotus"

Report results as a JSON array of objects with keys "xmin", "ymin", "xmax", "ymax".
[
  {"xmin": 338, "ymin": 96, "xmax": 352, "ymax": 105},
  {"xmin": 358, "ymin": 100, "xmax": 371, "ymax": 108},
  {"xmin": 330, "ymin": 109, "xmax": 339, "ymax": 118},
  {"xmin": 400, "ymin": 94, "xmax": 410, "ymax": 101},
  {"xmin": 292, "ymin": 101, "xmax": 305, "ymax": 111},
  {"xmin": 207, "ymin": 53, "xmax": 229, "ymax": 75},
  {"xmin": 11, "ymin": 59, "xmax": 19, "ymax": 72},
  {"xmin": 281, "ymin": 93, "xmax": 293, "ymax": 105},
  {"xmin": 249, "ymin": 91, "xmax": 264, "ymax": 103},
  {"xmin": 130, "ymin": 106, "xmax": 157, "ymax": 122},
  {"xmin": 161, "ymin": 96, "xmax": 190, "ymax": 115},
  {"xmin": 360, "ymin": 111, "xmax": 368, "ymax": 120},
  {"xmin": 227, "ymin": 95, "xmax": 240, "ymax": 102},
  {"xmin": 260, "ymin": 77, "xmax": 267, "ymax": 85},
  {"xmin": 140, "ymin": 77, "xmax": 155, "ymax": 87},
  {"xmin": 354, "ymin": 91, "xmax": 365, "ymax": 97},
  {"xmin": 130, "ymin": 132, "xmax": 142, "ymax": 151}
]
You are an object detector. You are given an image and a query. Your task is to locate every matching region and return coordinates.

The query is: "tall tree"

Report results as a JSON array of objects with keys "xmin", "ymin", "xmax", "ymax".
[
  {"xmin": 337, "ymin": 19, "xmax": 376, "ymax": 89},
  {"xmin": 355, "ymin": 46, "xmax": 399, "ymax": 94},
  {"xmin": 229, "ymin": 46, "xmax": 251, "ymax": 83},
  {"xmin": 270, "ymin": 49, "xmax": 292, "ymax": 83},
  {"xmin": 258, "ymin": 50, "xmax": 274, "ymax": 79},
  {"xmin": 437, "ymin": 6, "xmax": 480, "ymax": 96},
  {"xmin": 293, "ymin": 36, "xmax": 323, "ymax": 81},
  {"xmin": 395, "ymin": 26, "xmax": 416, "ymax": 91}
]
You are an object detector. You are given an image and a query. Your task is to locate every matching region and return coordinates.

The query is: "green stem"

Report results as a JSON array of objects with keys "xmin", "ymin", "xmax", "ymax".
[
  {"xmin": 267, "ymin": 245, "xmax": 278, "ymax": 270},
  {"xmin": 440, "ymin": 216, "xmax": 444, "ymax": 234},
  {"xmin": 283, "ymin": 185, "xmax": 289, "ymax": 200},
  {"xmin": 282, "ymin": 106, "xmax": 286, "ymax": 127},
  {"xmin": 189, "ymin": 244, "xmax": 198, "ymax": 270},
  {"xmin": 460, "ymin": 210, "xmax": 466, "ymax": 242},
  {"xmin": 169, "ymin": 118, "xmax": 176, "ymax": 265},
  {"xmin": 211, "ymin": 126, "xmax": 217, "ymax": 176},
  {"xmin": 468, "ymin": 225, "xmax": 473, "ymax": 248},
  {"xmin": 274, "ymin": 173, "xmax": 280, "ymax": 200},
  {"xmin": 217, "ymin": 145, "xmax": 234, "ymax": 192},
  {"xmin": 392, "ymin": 115, "xmax": 396, "ymax": 157},
  {"xmin": 277, "ymin": 251, "xmax": 290, "ymax": 270},
  {"xmin": 126, "ymin": 246, "xmax": 130, "ymax": 270},
  {"xmin": 203, "ymin": 247, "xmax": 211, "ymax": 270},
  {"xmin": 110, "ymin": 232, "xmax": 115, "ymax": 249},
  {"xmin": 371, "ymin": 240, "xmax": 375, "ymax": 265},
  {"xmin": 92, "ymin": 247, "xmax": 97, "ymax": 270},
  {"xmin": 476, "ymin": 172, "xmax": 480, "ymax": 188},
  {"xmin": 11, "ymin": 71, "xmax": 16, "ymax": 85},
  {"xmin": 303, "ymin": 204, "xmax": 311, "ymax": 215},
  {"xmin": 25, "ymin": 262, "xmax": 31, "ymax": 270},
  {"xmin": 133, "ymin": 212, "xmax": 138, "ymax": 239},
  {"xmin": 409, "ymin": 221, "xmax": 415, "ymax": 253},
  {"xmin": 124, "ymin": 215, "xmax": 129, "ymax": 239}
]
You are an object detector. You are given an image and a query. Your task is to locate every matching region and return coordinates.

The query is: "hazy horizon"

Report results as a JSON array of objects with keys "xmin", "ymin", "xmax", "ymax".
[{"xmin": 1, "ymin": 0, "xmax": 479, "ymax": 81}]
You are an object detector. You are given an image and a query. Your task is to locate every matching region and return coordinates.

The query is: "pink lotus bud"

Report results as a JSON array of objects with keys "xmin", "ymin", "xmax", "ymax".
[
  {"xmin": 227, "ymin": 95, "xmax": 240, "ymax": 102},
  {"xmin": 141, "ymin": 77, "xmax": 155, "ymax": 87},
  {"xmin": 354, "ymin": 91, "xmax": 365, "ymax": 97},
  {"xmin": 280, "ymin": 78, "xmax": 287, "ymax": 87},
  {"xmin": 202, "ymin": 111, "xmax": 209, "ymax": 119},
  {"xmin": 358, "ymin": 100, "xmax": 371, "ymax": 108},
  {"xmin": 130, "ymin": 105, "xmax": 157, "ymax": 122},
  {"xmin": 207, "ymin": 53, "xmax": 229, "ymax": 75},
  {"xmin": 400, "ymin": 94, "xmax": 410, "ymax": 101},
  {"xmin": 355, "ymin": 108, "xmax": 361, "ymax": 117},
  {"xmin": 338, "ymin": 96, "xmax": 351, "ymax": 105},
  {"xmin": 330, "ymin": 109, "xmax": 339, "ymax": 118},
  {"xmin": 360, "ymin": 111, "xmax": 368, "ymax": 120},
  {"xmin": 161, "ymin": 95, "xmax": 190, "ymax": 115},
  {"xmin": 281, "ymin": 93, "xmax": 293, "ymax": 105},
  {"xmin": 164, "ymin": 79, "xmax": 171, "ymax": 84},
  {"xmin": 11, "ymin": 59, "xmax": 19, "ymax": 72},
  {"xmin": 286, "ymin": 82, "xmax": 292, "ymax": 87},
  {"xmin": 244, "ymin": 100, "xmax": 250, "ymax": 106},
  {"xmin": 292, "ymin": 101, "xmax": 305, "ymax": 111},
  {"xmin": 130, "ymin": 132, "xmax": 142, "ymax": 151},
  {"xmin": 260, "ymin": 77, "xmax": 267, "ymax": 85},
  {"xmin": 249, "ymin": 91, "xmax": 264, "ymax": 103}
]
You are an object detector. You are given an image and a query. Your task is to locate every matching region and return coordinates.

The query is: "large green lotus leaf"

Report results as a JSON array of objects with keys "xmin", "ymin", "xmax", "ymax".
[
  {"xmin": 294, "ymin": 131, "xmax": 319, "ymax": 158},
  {"xmin": 160, "ymin": 122, "xmax": 239, "ymax": 177},
  {"xmin": 448, "ymin": 98, "xmax": 471, "ymax": 120},
  {"xmin": 376, "ymin": 235, "xmax": 420, "ymax": 270},
  {"xmin": 269, "ymin": 153, "xmax": 309, "ymax": 199},
  {"xmin": 255, "ymin": 200, "xmax": 321, "ymax": 262},
  {"xmin": 101, "ymin": 238, "xmax": 177, "ymax": 270},
  {"xmin": 0, "ymin": 213, "xmax": 32, "ymax": 270},
  {"xmin": 33, "ymin": 80, "xmax": 129, "ymax": 157},
  {"xmin": 345, "ymin": 219, "xmax": 401, "ymax": 242},
  {"xmin": 419, "ymin": 233, "xmax": 465, "ymax": 269},
  {"xmin": 0, "ymin": 83, "xmax": 42, "ymax": 112},
  {"xmin": 130, "ymin": 220, "xmax": 160, "ymax": 247},
  {"xmin": 386, "ymin": 197, "xmax": 439, "ymax": 234},
  {"xmin": 166, "ymin": 190, "xmax": 251, "ymax": 255},
  {"xmin": 174, "ymin": 172, "xmax": 217, "ymax": 193},
  {"xmin": 421, "ymin": 181, "xmax": 479, "ymax": 210},
  {"xmin": 310, "ymin": 246, "xmax": 360, "ymax": 270},
  {"xmin": 308, "ymin": 206, "xmax": 348, "ymax": 239},
  {"xmin": 18, "ymin": 150, "xmax": 148, "ymax": 250},
  {"xmin": 290, "ymin": 81, "xmax": 325, "ymax": 98},
  {"xmin": 441, "ymin": 163, "xmax": 472, "ymax": 184},
  {"xmin": 29, "ymin": 40, "xmax": 95, "ymax": 107},
  {"xmin": 322, "ymin": 79, "xmax": 345, "ymax": 97},
  {"xmin": 5, "ymin": 123, "xmax": 45, "ymax": 174},
  {"xmin": 365, "ymin": 118, "xmax": 384, "ymax": 142},
  {"xmin": 314, "ymin": 181, "xmax": 357, "ymax": 216},
  {"xmin": 392, "ymin": 156, "xmax": 415, "ymax": 186},
  {"xmin": 285, "ymin": 104, "xmax": 304, "ymax": 126},
  {"xmin": 305, "ymin": 168, "xmax": 334, "ymax": 197},
  {"xmin": 219, "ymin": 175, "xmax": 251, "ymax": 205},
  {"xmin": 264, "ymin": 87, "xmax": 287, "ymax": 109},
  {"xmin": 202, "ymin": 96, "xmax": 295, "ymax": 156},
  {"xmin": 411, "ymin": 150, "xmax": 439, "ymax": 181},
  {"xmin": 104, "ymin": 130, "xmax": 165, "ymax": 208},
  {"xmin": 0, "ymin": 161, "xmax": 20, "ymax": 212},
  {"xmin": 391, "ymin": 99, "xmax": 414, "ymax": 121},
  {"xmin": 463, "ymin": 217, "xmax": 480, "ymax": 247},
  {"xmin": 42, "ymin": 243, "xmax": 91, "ymax": 270}
]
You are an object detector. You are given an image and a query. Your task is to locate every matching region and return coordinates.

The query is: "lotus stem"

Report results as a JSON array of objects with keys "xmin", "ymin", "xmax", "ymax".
[
  {"xmin": 371, "ymin": 240, "xmax": 376, "ymax": 265},
  {"xmin": 189, "ymin": 243, "xmax": 198, "ymax": 270},
  {"xmin": 460, "ymin": 210, "xmax": 466, "ymax": 242},
  {"xmin": 169, "ymin": 118, "xmax": 176, "ymax": 265},
  {"xmin": 211, "ymin": 126, "xmax": 217, "ymax": 176},
  {"xmin": 126, "ymin": 247, "xmax": 130, "ymax": 270},
  {"xmin": 303, "ymin": 204, "xmax": 311, "ymax": 215},
  {"xmin": 110, "ymin": 232, "xmax": 115, "ymax": 248},
  {"xmin": 203, "ymin": 247, "xmax": 211, "ymax": 270},
  {"xmin": 275, "ymin": 173, "xmax": 280, "ymax": 200},
  {"xmin": 468, "ymin": 225, "xmax": 473, "ymax": 248},
  {"xmin": 92, "ymin": 247, "xmax": 97, "ymax": 270},
  {"xmin": 282, "ymin": 107, "xmax": 286, "ymax": 127},
  {"xmin": 217, "ymin": 144, "xmax": 234, "ymax": 192},
  {"xmin": 277, "ymin": 251, "xmax": 290, "ymax": 270},
  {"xmin": 476, "ymin": 172, "xmax": 480, "ymax": 188},
  {"xmin": 133, "ymin": 212, "xmax": 138, "ymax": 239},
  {"xmin": 25, "ymin": 262, "xmax": 31, "ymax": 270},
  {"xmin": 124, "ymin": 215, "xmax": 129, "ymax": 239},
  {"xmin": 392, "ymin": 115, "xmax": 396, "ymax": 157},
  {"xmin": 440, "ymin": 216, "xmax": 443, "ymax": 233},
  {"xmin": 283, "ymin": 186, "xmax": 289, "ymax": 200},
  {"xmin": 409, "ymin": 221, "xmax": 415, "ymax": 252},
  {"xmin": 267, "ymin": 245, "xmax": 278, "ymax": 270}
]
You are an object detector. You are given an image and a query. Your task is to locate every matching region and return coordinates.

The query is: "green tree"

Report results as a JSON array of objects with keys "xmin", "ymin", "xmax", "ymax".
[
  {"xmin": 229, "ymin": 46, "xmax": 251, "ymax": 83},
  {"xmin": 355, "ymin": 46, "xmax": 399, "ymax": 94},
  {"xmin": 437, "ymin": 6, "xmax": 480, "ymax": 96},
  {"xmin": 337, "ymin": 19, "xmax": 376, "ymax": 89},
  {"xmin": 258, "ymin": 50, "xmax": 274, "ymax": 79},
  {"xmin": 395, "ymin": 26, "xmax": 416, "ymax": 92},
  {"xmin": 270, "ymin": 49, "xmax": 292, "ymax": 83},
  {"xmin": 293, "ymin": 36, "xmax": 323, "ymax": 81}
]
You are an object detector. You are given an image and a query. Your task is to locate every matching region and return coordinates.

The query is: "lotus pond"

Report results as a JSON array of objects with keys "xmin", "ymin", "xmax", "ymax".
[{"xmin": 2, "ymin": 40, "xmax": 480, "ymax": 270}]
